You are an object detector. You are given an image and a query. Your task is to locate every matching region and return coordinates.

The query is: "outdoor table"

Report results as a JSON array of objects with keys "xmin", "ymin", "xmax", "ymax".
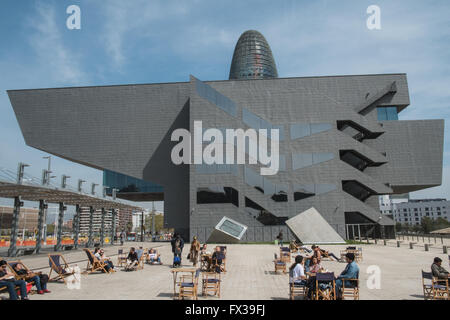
[{"xmin": 170, "ymin": 267, "xmax": 197, "ymax": 297}]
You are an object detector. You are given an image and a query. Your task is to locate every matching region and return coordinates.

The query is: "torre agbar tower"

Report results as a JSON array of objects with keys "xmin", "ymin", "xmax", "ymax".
[{"xmin": 8, "ymin": 30, "xmax": 444, "ymax": 242}]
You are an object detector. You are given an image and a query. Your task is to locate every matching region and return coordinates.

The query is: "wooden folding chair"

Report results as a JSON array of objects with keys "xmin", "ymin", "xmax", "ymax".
[
  {"xmin": 202, "ymin": 271, "xmax": 221, "ymax": 298},
  {"xmin": 431, "ymin": 275, "xmax": 449, "ymax": 300},
  {"xmin": 48, "ymin": 254, "xmax": 76, "ymax": 284},
  {"xmin": 280, "ymin": 247, "xmax": 291, "ymax": 263},
  {"xmin": 341, "ymin": 275, "xmax": 360, "ymax": 300},
  {"xmin": 179, "ymin": 269, "xmax": 201, "ymax": 300},
  {"xmin": 83, "ymin": 249, "xmax": 112, "ymax": 274},
  {"xmin": 315, "ymin": 272, "xmax": 336, "ymax": 300},
  {"xmin": 290, "ymin": 277, "xmax": 308, "ymax": 300},
  {"xmin": 422, "ymin": 271, "xmax": 434, "ymax": 300},
  {"xmin": 273, "ymin": 253, "xmax": 287, "ymax": 274}
]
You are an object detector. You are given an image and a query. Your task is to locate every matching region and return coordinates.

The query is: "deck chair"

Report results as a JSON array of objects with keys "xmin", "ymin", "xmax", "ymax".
[
  {"xmin": 117, "ymin": 248, "xmax": 127, "ymax": 267},
  {"xmin": 273, "ymin": 253, "xmax": 287, "ymax": 273},
  {"xmin": 83, "ymin": 249, "xmax": 112, "ymax": 274},
  {"xmin": 202, "ymin": 271, "xmax": 221, "ymax": 298},
  {"xmin": 48, "ymin": 254, "xmax": 76, "ymax": 284},
  {"xmin": 179, "ymin": 268, "xmax": 201, "ymax": 300},
  {"xmin": 6, "ymin": 261, "xmax": 37, "ymax": 293},
  {"xmin": 136, "ymin": 249, "xmax": 145, "ymax": 270},
  {"xmin": 315, "ymin": 272, "xmax": 336, "ymax": 300},
  {"xmin": 341, "ymin": 272, "xmax": 360, "ymax": 300},
  {"xmin": 146, "ymin": 249, "xmax": 162, "ymax": 265}
]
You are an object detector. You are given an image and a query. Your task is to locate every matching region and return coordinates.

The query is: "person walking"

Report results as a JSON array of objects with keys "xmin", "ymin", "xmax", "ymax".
[
  {"xmin": 189, "ymin": 236, "xmax": 201, "ymax": 267},
  {"xmin": 171, "ymin": 233, "xmax": 184, "ymax": 266},
  {"xmin": 120, "ymin": 230, "xmax": 126, "ymax": 246},
  {"xmin": 277, "ymin": 231, "xmax": 284, "ymax": 247}
]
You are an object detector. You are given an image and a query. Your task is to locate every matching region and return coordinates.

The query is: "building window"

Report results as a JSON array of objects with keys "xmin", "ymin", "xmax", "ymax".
[
  {"xmin": 196, "ymin": 186, "xmax": 239, "ymax": 207},
  {"xmin": 377, "ymin": 106, "xmax": 398, "ymax": 121},
  {"xmin": 195, "ymin": 79, "xmax": 237, "ymax": 117},
  {"xmin": 292, "ymin": 153, "xmax": 334, "ymax": 170},
  {"xmin": 242, "ymin": 108, "xmax": 285, "ymax": 140},
  {"xmin": 290, "ymin": 123, "xmax": 332, "ymax": 140}
]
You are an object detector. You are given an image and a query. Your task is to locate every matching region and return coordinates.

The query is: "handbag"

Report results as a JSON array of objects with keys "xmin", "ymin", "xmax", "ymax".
[{"xmin": 187, "ymin": 253, "xmax": 191, "ymax": 260}]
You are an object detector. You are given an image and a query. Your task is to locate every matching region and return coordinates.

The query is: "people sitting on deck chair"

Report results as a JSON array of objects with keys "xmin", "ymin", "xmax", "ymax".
[
  {"xmin": 0, "ymin": 260, "xmax": 28, "ymax": 300},
  {"xmin": 289, "ymin": 240, "xmax": 299, "ymax": 252},
  {"xmin": 94, "ymin": 248, "xmax": 115, "ymax": 272},
  {"xmin": 335, "ymin": 252, "xmax": 360, "ymax": 299},
  {"xmin": 211, "ymin": 246, "xmax": 225, "ymax": 272},
  {"xmin": 289, "ymin": 255, "xmax": 307, "ymax": 285},
  {"xmin": 317, "ymin": 245, "xmax": 342, "ymax": 262},
  {"xmin": 200, "ymin": 243, "xmax": 209, "ymax": 255},
  {"xmin": 147, "ymin": 248, "xmax": 162, "ymax": 264},
  {"xmin": 125, "ymin": 247, "xmax": 139, "ymax": 271},
  {"xmin": 431, "ymin": 257, "xmax": 449, "ymax": 284},
  {"xmin": 13, "ymin": 262, "xmax": 50, "ymax": 294}
]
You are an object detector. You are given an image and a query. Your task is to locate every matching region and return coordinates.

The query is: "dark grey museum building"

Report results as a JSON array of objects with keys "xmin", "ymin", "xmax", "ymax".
[{"xmin": 8, "ymin": 30, "xmax": 444, "ymax": 242}]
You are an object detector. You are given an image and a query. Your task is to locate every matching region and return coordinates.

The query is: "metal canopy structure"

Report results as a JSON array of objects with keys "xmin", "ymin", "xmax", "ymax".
[
  {"xmin": 0, "ymin": 166, "xmax": 144, "ymax": 257},
  {"xmin": 0, "ymin": 167, "xmax": 143, "ymax": 210}
]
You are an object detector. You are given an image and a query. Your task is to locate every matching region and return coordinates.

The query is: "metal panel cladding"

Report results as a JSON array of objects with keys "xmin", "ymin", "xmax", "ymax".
[{"xmin": 229, "ymin": 30, "xmax": 278, "ymax": 80}]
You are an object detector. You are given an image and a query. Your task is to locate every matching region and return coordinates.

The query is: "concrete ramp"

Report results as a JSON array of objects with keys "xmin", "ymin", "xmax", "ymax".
[
  {"xmin": 285, "ymin": 207, "xmax": 345, "ymax": 244},
  {"xmin": 207, "ymin": 216, "xmax": 248, "ymax": 244}
]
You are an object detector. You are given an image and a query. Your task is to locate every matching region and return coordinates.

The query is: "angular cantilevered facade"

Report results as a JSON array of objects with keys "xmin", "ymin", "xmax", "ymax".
[{"xmin": 7, "ymin": 32, "xmax": 444, "ymax": 243}]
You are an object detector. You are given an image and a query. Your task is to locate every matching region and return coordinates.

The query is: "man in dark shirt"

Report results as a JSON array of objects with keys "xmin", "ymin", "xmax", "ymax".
[
  {"xmin": 0, "ymin": 260, "xmax": 28, "ymax": 300},
  {"xmin": 171, "ymin": 233, "xmax": 184, "ymax": 262},
  {"xmin": 431, "ymin": 257, "xmax": 449, "ymax": 284},
  {"xmin": 125, "ymin": 247, "xmax": 139, "ymax": 271}
]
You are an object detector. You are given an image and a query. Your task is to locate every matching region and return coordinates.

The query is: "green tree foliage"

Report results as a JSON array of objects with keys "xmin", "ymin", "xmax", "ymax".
[{"xmin": 144, "ymin": 213, "xmax": 164, "ymax": 234}]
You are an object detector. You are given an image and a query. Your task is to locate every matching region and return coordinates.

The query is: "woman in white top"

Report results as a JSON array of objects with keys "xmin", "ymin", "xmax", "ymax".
[{"xmin": 289, "ymin": 255, "xmax": 307, "ymax": 284}]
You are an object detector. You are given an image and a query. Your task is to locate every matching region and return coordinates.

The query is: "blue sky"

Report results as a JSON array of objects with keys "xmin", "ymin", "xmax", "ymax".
[{"xmin": 0, "ymin": 0, "xmax": 449, "ymax": 213}]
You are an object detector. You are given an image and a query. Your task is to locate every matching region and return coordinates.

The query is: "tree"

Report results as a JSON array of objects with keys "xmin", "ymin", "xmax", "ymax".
[
  {"xmin": 144, "ymin": 213, "xmax": 164, "ymax": 234},
  {"xmin": 46, "ymin": 224, "xmax": 55, "ymax": 235},
  {"xmin": 395, "ymin": 222, "xmax": 402, "ymax": 233},
  {"xmin": 126, "ymin": 222, "xmax": 133, "ymax": 232},
  {"xmin": 420, "ymin": 217, "xmax": 433, "ymax": 234}
]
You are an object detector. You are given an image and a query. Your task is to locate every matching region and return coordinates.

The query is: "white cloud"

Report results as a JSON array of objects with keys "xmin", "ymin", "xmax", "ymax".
[{"xmin": 28, "ymin": 2, "xmax": 87, "ymax": 84}]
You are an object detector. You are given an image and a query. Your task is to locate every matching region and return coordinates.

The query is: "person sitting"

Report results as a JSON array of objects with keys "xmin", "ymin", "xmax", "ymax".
[
  {"xmin": 431, "ymin": 257, "xmax": 449, "ymax": 284},
  {"xmin": 125, "ymin": 247, "xmax": 139, "ymax": 271},
  {"xmin": 307, "ymin": 257, "xmax": 322, "ymax": 274},
  {"xmin": 297, "ymin": 241, "xmax": 312, "ymax": 253},
  {"xmin": 335, "ymin": 252, "xmax": 360, "ymax": 299},
  {"xmin": 289, "ymin": 255, "xmax": 307, "ymax": 285},
  {"xmin": 304, "ymin": 245, "xmax": 321, "ymax": 272},
  {"xmin": 147, "ymin": 248, "xmax": 162, "ymax": 264},
  {"xmin": 211, "ymin": 246, "xmax": 225, "ymax": 272},
  {"xmin": 13, "ymin": 262, "xmax": 50, "ymax": 294},
  {"xmin": 317, "ymin": 246, "xmax": 342, "ymax": 262},
  {"xmin": 98, "ymin": 248, "xmax": 115, "ymax": 271},
  {"xmin": 0, "ymin": 260, "xmax": 29, "ymax": 300},
  {"xmin": 289, "ymin": 240, "xmax": 299, "ymax": 252},
  {"xmin": 200, "ymin": 243, "xmax": 209, "ymax": 255}
]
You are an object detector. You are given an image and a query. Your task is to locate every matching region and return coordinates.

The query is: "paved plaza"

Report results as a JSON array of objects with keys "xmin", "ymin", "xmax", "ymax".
[{"xmin": 1, "ymin": 239, "xmax": 449, "ymax": 300}]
